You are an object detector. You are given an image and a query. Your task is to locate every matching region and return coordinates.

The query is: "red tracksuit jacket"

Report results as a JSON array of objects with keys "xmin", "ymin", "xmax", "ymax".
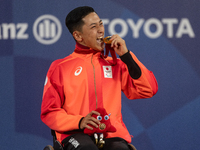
[{"xmin": 41, "ymin": 43, "xmax": 158, "ymax": 143}]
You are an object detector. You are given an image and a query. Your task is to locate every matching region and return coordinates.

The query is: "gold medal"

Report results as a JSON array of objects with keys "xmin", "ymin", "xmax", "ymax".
[
  {"xmin": 103, "ymin": 36, "xmax": 112, "ymax": 44},
  {"xmin": 99, "ymin": 123, "xmax": 106, "ymax": 130}
]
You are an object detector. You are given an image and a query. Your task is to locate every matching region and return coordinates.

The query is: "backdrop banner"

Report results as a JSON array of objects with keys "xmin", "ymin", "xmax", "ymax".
[{"xmin": 1, "ymin": 1, "xmax": 200, "ymax": 149}]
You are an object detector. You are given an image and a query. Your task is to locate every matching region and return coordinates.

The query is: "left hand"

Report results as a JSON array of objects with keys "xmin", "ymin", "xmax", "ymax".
[{"xmin": 110, "ymin": 34, "xmax": 128, "ymax": 56}]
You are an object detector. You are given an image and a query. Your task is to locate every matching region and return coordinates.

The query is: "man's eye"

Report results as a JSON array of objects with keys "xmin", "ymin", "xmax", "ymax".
[{"xmin": 91, "ymin": 26, "xmax": 96, "ymax": 29}]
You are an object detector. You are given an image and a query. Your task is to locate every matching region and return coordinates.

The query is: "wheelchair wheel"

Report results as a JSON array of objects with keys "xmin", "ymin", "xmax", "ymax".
[
  {"xmin": 128, "ymin": 144, "xmax": 137, "ymax": 150},
  {"xmin": 43, "ymin": 145, "xmax": 54, "ymax": 150}
]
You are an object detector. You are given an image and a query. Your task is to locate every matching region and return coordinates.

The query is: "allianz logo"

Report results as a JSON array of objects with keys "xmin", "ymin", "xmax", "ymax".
[{"xmin": 0, "ymin": 14, "xmax": 62, "ymax": 45}]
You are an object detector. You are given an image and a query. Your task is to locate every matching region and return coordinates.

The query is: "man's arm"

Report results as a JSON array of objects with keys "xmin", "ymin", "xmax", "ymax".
[
  {"xmin": 109, "ymin": 34, "xmax": 158, "ymax": 99},
  {"xmin": 120, "ymin": 50, "xmax": 158, "ymax": 99},
  {"xmin": 41, "ymin": 63, "xmax": 83, "ymax": 132},
  {"xmin": 120, "ymin": 50, "xmax": 141, "ymax": 79}
]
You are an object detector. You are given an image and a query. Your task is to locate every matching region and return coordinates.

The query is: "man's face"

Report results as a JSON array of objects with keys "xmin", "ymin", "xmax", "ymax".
[{"xmin": 79, "ymin": 12, "xmax": 105, "ymax": 51}]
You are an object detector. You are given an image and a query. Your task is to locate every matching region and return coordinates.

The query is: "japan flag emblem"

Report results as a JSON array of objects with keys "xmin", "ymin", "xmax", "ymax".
[{"xmin": 103, "ymin": 66, "xmax": 112, "ymax": 78}]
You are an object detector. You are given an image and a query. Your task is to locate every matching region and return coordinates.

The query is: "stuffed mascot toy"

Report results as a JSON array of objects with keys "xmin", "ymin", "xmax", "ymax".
[{"xmin": 84, "ymin": 107, "xmax": 116, "ymax": 148}]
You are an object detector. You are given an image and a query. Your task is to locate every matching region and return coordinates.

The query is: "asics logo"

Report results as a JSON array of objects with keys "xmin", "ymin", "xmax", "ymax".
[{"xmin": 74, "ymin": 66, "xmax": 82, "ymax": 76}]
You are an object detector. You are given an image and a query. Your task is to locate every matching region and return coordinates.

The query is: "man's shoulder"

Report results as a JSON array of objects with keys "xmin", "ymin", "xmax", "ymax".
[
  {"xmin": 51, "ymin": 55, "xmax": 73, "ymax": 67},
  {"xmin": 47, "ymin": 55, "xmax": 72, "ymax": 72}
]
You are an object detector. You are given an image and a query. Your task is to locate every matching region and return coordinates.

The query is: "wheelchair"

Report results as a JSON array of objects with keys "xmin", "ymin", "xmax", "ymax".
[
  {"xmin": 43, "ymin": 130, "xmax": 63, "ymax": 150},
  {"xmin": 43, "ymin": 130, "xmax": 137, "ymax": 150}
]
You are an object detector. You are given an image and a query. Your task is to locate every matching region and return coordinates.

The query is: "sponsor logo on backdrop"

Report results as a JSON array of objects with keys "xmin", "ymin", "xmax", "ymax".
[
  {"xmin": 33, "ymin": 14, "xmax": 62, "ymax": 45},
  {"xmin": 0, "ymin": 17, "xmax": 195, "ymax": 44},
  {"xmin": 0, "ymin": 14, "xmax": 62, "ymax": 45},
  {"xmin": 0, "ymin": 23, "xmax": 29, "ymax": 39},
  {"xmin": 102, "ymin": 18, "xmax": 195, "ymax": 39}
]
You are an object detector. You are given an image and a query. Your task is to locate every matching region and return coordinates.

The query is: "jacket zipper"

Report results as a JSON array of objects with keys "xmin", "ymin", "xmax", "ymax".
[{"xmin": 91, "ymin": 54, "xmax": 98, "ymax": 109}]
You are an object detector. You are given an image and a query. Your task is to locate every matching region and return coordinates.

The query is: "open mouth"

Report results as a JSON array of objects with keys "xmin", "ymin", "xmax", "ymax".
[{"xmin": 97, "ymin": 37, "xmax": 104, "ymax": 43}]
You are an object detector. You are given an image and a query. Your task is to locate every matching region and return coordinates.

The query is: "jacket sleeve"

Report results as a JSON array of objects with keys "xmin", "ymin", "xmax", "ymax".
[
  {"xmin": 40, "ymin": 61, "xmax": 83, "ymax": 132},
  {"xmin": 120, "ymin": 51, "xmax": 158, "ymax": 99}
]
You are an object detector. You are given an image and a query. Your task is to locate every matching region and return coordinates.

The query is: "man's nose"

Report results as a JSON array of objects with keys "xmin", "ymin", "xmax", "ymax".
[{"xmin": 98, "ymin": 26, "xmax": 104, "ymax": 33}]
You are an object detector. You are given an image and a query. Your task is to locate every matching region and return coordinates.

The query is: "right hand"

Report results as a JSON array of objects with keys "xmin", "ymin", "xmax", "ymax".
[{"xmin": 80, "ymin": 110, "xmax": 100, "ymax": 130}]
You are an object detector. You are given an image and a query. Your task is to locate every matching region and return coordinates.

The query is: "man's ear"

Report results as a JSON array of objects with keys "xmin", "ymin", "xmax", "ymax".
[{"xmin": 73, "ymin": 31, "xmax": 82, "ymax": 42}]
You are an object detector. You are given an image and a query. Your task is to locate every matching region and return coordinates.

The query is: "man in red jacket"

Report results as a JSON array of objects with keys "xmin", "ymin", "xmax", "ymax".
[{"xmin": 41, "ymin": 6, "xmax": 158, "ymax": 150}]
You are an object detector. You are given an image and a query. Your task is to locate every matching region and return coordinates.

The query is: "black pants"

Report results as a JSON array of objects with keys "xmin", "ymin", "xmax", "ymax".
[{"xmin": 62, "ymin": 133, "xmax": 130, "ymax": 150}]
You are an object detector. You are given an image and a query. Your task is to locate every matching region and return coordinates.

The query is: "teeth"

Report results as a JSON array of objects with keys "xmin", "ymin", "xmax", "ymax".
[
  {"xmin": 97, "ymin": 37, "xmax": 103, "ymax": 42},
  {"xmin": 97, "ymin": 37, "xmax": 103, "ymax": 40}
]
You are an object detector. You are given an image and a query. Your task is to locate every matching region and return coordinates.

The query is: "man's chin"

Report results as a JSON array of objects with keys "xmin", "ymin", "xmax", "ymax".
[{"xmin": 100, "ymin": 44, "xmax": 105, "ymax": 51}]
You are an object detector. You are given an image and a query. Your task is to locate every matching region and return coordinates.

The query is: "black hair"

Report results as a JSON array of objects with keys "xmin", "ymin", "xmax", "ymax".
[{"xmin": 65, "ymin": 6, "xmax": 95, "ymax": 34}]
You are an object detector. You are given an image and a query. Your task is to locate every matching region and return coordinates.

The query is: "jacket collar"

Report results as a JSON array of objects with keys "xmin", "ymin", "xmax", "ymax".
[
  {"xmin": 74, "ymin": 42, "xmax": 103, "ymax": 55},
  {"xmin": 73, "ymin": 42, "xmax": 116, "ymax": 66}
]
